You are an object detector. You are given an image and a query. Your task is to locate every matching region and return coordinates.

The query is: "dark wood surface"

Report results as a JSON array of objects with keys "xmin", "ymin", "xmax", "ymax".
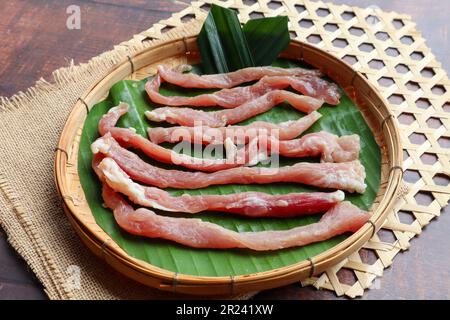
[{"xmin": 0, "ymin": 0, "xmax": 448, "ymax": 300}]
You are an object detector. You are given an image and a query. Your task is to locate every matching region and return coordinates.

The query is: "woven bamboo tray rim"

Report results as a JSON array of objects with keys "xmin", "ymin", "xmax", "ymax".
[{"xmin": 54, "ymin": 36, "xmax": 403, "ymax": 295}]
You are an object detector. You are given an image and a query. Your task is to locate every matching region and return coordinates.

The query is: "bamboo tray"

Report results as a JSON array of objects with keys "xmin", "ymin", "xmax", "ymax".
[{"xmin": 54, "ymin": 36, "xmax": 402, "ymax": 295}]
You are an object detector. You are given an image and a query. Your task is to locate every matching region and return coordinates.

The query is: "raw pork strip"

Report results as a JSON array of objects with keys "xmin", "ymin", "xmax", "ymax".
[
  {"xmin": 147, "ymin": 121, "xmax": 359, "ymax": 163},
  {"xmin": 97, "ymin": 104, "xmax": 256, "ymax": 172},
  {"xmin": 145, "ymin": 90, "xmax": 323, "ymax": 127},
  {"xmin": 97, "ymin": 157, "xmax": 345, "ymax": 217},
  {"xmin": 269, "ymin": 131, "xmax": 360, "ymax": 163},
  {"xmin": 98, "ymin": 102, "xmax": 129, "ymax": 136},
  {"xmin": 157, "ymin": 64, "xmax": 322, "ymax": 89},
  {"xmin": 146, "ymin": 74, "xmax": 340, "ymax": 108},
  {"xmin": 147, "ymin": 111, "xmax": 321, "ymax": 144},
  {"xmin": 147, "ymin": 125, "xmax": 360, "ymax": 163},
  {"xmin": 92, "ymin": 135, "xmax": 367, "ymax": 193},
  {"xmin": 102, "ymin": 184, "xmax": 370, "ymax": 251}
]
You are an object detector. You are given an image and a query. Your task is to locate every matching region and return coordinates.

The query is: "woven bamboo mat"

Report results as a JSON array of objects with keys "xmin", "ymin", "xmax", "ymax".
[
  {"xmin": 113, "ymin": 0, "xmax": 450, "ymax": 298},
  {"xmin": 0, "ymin": 0, "xmax": 448, "ymax": 299}
]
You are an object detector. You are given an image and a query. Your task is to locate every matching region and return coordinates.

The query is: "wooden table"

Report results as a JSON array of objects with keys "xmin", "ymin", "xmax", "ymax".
[{"xmin": 0, "ymin": 0, "xmax": 448, "ymax": 300}]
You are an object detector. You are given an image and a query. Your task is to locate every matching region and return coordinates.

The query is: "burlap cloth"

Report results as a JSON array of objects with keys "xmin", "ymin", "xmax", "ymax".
[
  {"xmin": 0, "ymin": 15, "xmax": 224, "ymax": 299},
  {"xmin": 1, "ymin": 0, "xmax": 449, "ymax": 299}
]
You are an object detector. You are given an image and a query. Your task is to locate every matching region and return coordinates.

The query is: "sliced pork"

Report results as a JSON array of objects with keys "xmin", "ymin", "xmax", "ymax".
[
  {"xmin": 147, "ymin": 111, "xmax": 321, "ymax": 144},
  {"xmin": 157, "ymin": 64, "xmax": 322, "ymax": 89},
  {"xmin": 145, "ymin": 90, "xmax": 323, "ymax": 127},
  {"xmin": 148, "ymin": 126, "xmax": 360, "ymax": 163},
  {"xmin": 97, "ymin": 157, "xmax": 345, "ymax": 217},
  {"xmin": 270, "ymin": 131, "xmax": 360, "ymax": 162},
  {"xmin": 146, "ymin": 74, "xmax": 340, "ymax": 108},
  {"xmin": 102, "ymin": 184, "xmax": 370, "ymax": 251},
  {"xmin": 97, "ymin": 104, "xmax": 256, "ymax": 172},
  {"xmin": 92, "ymin": 135, "xmax": 366, "ymax": 193}
]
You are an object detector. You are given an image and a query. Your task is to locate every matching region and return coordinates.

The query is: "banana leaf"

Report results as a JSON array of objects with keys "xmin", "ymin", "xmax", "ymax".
[
  {"xmin": 198, "ymin": 5, "xmax": 290, "ymax": 73},
  {"xmin": 197, "ymin": 4, "xmax": 254, "ymax": 74},
  {"xmin": 243, "ymin": 17, "xmax": 290, "ymax": 67},
  {"xmin": 78, "ymin": 59, "xmax": 381, "ymax": 277}
]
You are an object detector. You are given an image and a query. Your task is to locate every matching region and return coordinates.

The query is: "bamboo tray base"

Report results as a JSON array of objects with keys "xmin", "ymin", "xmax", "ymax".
[
  {"xmin": 55, "ymin": 34, "xmax": 402, "ymax": 295},
  {"xmin": 54, "ymin": 0, "xmax": 450, "ymax": 297}
]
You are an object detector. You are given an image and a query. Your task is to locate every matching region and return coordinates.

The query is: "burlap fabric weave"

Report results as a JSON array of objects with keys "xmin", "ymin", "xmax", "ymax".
[{"xmin": 0, "ymin": 18, "xmax": 230, "ymax": 299}]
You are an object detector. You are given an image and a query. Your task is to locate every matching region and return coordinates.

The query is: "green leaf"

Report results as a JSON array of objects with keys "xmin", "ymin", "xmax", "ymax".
[
  {"xmin": 198, "ymin": 4, "xmax": 254, "ymax": 74},
  {"xmin": 109, "ymin": 80, "xmax": 151, "ymax": 137},
  {"xmin": 197, "ymin": 5, "xmax": 291, "ymax": 73},
  {"xmin": 78, "ymin": 59, "xmax": 381, "ymax": 277},
  {"xmin": 243, "ymin": 16, "xmax": 290, "ymax": 66}
]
